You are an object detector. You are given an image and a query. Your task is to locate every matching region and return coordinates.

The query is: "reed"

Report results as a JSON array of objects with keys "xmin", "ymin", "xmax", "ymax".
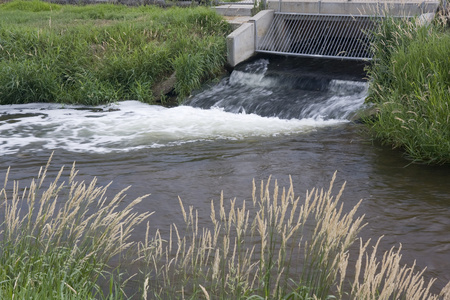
[
  {"xmin": 2, "ymin": 157, "xmax": 449, "ymax": 299},
  {"xmin": 351, "ymin": 237, "xmax": 450, "ymax": 300},
  {"xmin": 0, "ymin": 154, "xmax": 152, "ymax": 299},
  {"xmin": 138, "ymin": 173, "xmax": 450, "ymax": 299},
  {"xmin": 0, "ymin": 1, "xmax": 231, "ymax": 105},
  {"xmin": 364, "ymin": 15, "xmax": 450, "ymax": 164}
]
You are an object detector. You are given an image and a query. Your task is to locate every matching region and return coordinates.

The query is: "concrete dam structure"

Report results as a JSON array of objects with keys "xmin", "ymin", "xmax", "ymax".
[{"xmin": 224, "ymin": 0, "xmax": 440, "ymax": 66}]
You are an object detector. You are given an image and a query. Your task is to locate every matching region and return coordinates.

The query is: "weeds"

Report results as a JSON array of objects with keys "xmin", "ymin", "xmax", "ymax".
[
  {"xmin": 0, "ymin": 1, "xmax": 231, "ymax": 105},
  {"xmin": 138, "ymin": 173, "xmax": 450, "ymax": 299}
]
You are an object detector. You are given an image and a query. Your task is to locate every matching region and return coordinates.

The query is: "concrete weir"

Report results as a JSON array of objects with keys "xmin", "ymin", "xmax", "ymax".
[
  {"xmin": 223, "ymin": 0, "xmax": 439, "ymax": 67},
  {"xmin": 227, "ymin": 10, "xmax": 274, "ymax": 67}
]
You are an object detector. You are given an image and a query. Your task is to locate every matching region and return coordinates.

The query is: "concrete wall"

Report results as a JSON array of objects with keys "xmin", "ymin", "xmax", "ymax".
[
  {"xmin": 267, "ymin": 0, "xmax": 439, "ymax": 16},
  {"xmin": 252, "ymin": 9, "xmax": 275, "ymax": 48},
  {"xmin": 227, "ymin": 22, "xmax": 255, "ymax": 67},
  {"xmin": 226, "ymin": 10, "xmax": 274, "ymax": 67}
]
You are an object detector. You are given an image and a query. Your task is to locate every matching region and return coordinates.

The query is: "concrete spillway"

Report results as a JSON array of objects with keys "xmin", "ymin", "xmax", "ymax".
[{"xmin": 224, "ymin": 0, "xmax": 439, "ymax": 66}]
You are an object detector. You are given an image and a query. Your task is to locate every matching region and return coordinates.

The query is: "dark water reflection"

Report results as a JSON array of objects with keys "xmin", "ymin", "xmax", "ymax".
[{"xmin": 1, "ymin": 123, "xmax": 449, "ymax": 293}]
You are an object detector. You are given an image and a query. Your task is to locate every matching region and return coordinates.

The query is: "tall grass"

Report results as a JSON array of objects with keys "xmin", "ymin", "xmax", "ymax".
[
  {"xmin": 364, "ymin": 15, "xmax": 450, "ymax": 164},
  {"xmin": 0, "ymin": 154, "xmax": 152, "ymax": 299},
  {"xmin": 2, "ymin": 158, "xmax": 450, "ymax": 299},
  {"xmin": 0, "ymin": 1, "xmax": 231, "ymax": 105},
  {"xmin": 138, "ymin": 173, "xmax": 450, "ymax": 299}
]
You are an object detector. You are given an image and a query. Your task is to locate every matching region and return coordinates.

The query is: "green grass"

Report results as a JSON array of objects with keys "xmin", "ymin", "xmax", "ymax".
[
  {"xmin": 364, "ymin": 15, "xmax": 450, "ymax": 164},
  {"xmin": 0, "ymin": 0, "xmax": 231, "ymax": 105},
  {"xmin": 1, "ymin": 0, "xmax": 61, "ymax": 11}
]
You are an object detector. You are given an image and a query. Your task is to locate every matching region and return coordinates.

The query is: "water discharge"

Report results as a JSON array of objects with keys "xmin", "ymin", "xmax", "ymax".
[
  {"xmin": 187, "ymin": 58, "xmax": 368, "ymax": 120},
  {"xmin": 0, "ymin": 101, "xmax": 347, "ymax": 155},
  {"xmin": 0, "ymin": 57, "xmax": 449, "ymax": 294},
  {"xmin": 0, "ymin": 59, "xmax": 366, "ymax": 155}
]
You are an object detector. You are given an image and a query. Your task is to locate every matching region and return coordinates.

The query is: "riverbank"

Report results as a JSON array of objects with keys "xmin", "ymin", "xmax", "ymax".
[
  {"xmin": 0, "ymin": 0, "xmax": 231, "ymax": 105},
  {"xmin": 364, "ymin": 12, "xmax": 450, "ymax": 164}
]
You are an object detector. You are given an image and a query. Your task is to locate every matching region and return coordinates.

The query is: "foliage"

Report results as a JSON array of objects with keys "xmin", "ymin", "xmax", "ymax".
[
  {"xmin": 364, "ymin": 16, "xmax": 450, "ymax": 164},
  {"xmin": 0, "ymin": 1, "xmax": 231, "ymax": 105}
]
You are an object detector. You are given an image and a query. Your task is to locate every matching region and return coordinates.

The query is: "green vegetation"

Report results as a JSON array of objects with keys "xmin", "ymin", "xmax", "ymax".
[
  {"xmin": 2, "ymin": 158, "xmax": 449, "ymax": 299},
  {"xmin": 364, "ymin": 15, "xmax": 450, "ymax": 164},
  {"xmin": 0, "ymin": 0, "xmax": 231, "ymax": 105}
]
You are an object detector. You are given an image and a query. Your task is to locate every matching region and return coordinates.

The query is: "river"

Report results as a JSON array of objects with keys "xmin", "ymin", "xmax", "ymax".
[{"xmin": 1, "ymin": 56, "xmax": 449, "ymax": 294}]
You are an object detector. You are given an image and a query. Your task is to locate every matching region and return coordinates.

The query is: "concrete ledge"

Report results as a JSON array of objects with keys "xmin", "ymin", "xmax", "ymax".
[
  {"xmin": 224, "ymin": 16, "xmax": 254, "ymax": 30},
  {"xmin": 215, "ymin": 4, "xmax": 254, "ymax": 16},
  {"xmin": 267, "ymin": 0, "xmax": 439, "ymax": 15},
  {"xmin": 249, "ymin": 9, "xmax": 275, "ymax": 47},
  {"xmin": 226, "ymin": 9, "xmax": 275, "ymax": 67},
  {"xmin": 227, "ymin": 22, "xmax": 255, "ymax": 67},
  {"xmin": 219, "ymin": 7, "xmax": 270, "ymax": 66}
]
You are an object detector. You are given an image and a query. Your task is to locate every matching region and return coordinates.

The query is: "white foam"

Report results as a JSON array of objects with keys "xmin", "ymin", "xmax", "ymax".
[
  {"xmin": 0, "ymin": 101, "xmax": 345, "ymax": 154},
  {"xmin": 301, "ymin": 80, "xmax": 368, "ymax": 120}
]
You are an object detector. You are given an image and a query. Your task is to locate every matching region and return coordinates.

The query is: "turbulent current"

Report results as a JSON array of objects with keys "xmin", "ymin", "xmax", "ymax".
[{"xmin": 0, "ymin": 59, "xmax": 367, "ymax": 155}]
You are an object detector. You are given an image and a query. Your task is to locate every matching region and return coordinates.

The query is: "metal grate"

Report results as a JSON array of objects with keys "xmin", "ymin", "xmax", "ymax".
[{"xmin": 256, "ymin": 13, "xmax": 381, "ymax": 60}]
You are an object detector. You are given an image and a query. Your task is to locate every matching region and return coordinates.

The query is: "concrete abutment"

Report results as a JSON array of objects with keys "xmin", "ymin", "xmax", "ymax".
[{"xmin": 226, "ymin": 10, "xmax": 275, "ymax": 67}]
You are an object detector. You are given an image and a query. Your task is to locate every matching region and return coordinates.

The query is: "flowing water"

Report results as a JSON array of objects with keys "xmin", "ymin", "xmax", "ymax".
[{"xmin": 1, "ymin": 56, "xmax": 449, "ymax": 293}]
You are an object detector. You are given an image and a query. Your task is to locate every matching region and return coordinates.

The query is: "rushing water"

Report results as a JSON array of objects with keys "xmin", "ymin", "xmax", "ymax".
[{"xmin": 1, "ymin": 56, "xmax": 449, "ymax": 293}]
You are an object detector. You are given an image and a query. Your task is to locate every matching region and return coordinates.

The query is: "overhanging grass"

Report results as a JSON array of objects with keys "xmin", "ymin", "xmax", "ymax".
[
  {"xmin": 0, "ymin": 0, "xmax": 231, "ymax": 105},
  {"xmin": 364, "ymin": 16, "xmax": 450, "ymax": 164}
]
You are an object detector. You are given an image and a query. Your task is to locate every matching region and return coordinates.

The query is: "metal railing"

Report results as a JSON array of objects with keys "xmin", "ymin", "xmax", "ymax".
[
  {"xmin": 256, "ymin": 13, "xmax": 380, "ymax": 60},
  {"xmin": 252, "ymin": 0, "xmax": 441, "ymax": 60}
]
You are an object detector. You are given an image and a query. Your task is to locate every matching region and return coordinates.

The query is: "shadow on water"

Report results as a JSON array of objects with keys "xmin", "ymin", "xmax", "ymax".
[{"xmin": 0, "ymin": 56, "xmax": 449, "ymax": 295}]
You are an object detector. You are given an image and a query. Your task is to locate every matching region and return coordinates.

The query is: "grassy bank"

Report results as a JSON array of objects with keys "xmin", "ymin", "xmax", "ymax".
[
  {"xmin": 0, "ymin": 0, "xmax": 231, "ymax": 105},
  {"xmin": 1, "ymin": 158, "xmax": 449, "ymax": 299},
  {"xmin": 364, "ymin": 15, "xmax": 450, "ymax": 164}
]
